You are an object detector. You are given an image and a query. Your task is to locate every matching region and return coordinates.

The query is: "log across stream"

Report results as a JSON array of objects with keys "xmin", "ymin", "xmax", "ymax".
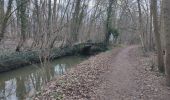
[{"xmin": 0, "ymin": 43, "xmax": 107, "ymax": 72}]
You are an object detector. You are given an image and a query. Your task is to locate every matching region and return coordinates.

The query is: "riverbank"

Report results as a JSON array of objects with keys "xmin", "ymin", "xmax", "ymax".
[
  {"xmin": 34, "ymin": 46, "xmax": 170, "ymax": 100},
  {"xmin": 0, "ymin": 42, "xmax": 107, "ymax": 72}
]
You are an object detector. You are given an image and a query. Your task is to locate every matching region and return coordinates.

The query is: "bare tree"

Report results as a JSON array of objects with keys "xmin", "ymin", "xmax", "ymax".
[
  {"xmin": 163, "ymin": 0, "xmax": 170, "ymax": 86},
  {"xmin": 16, "ymin": 0, "xmax": 28, "ymax": 51},
  {"xmin": 70, "ymin": 0, "xmax": 81, "ymax": 43},
  {"xmin": 137, "ymin": 0, "xmax": 146, "ymax": 51},
  {"xmin": 0, "ymin": 0, "xmax": 13, "ymax": 41},
  {"xmin": 104, "ymin": 0, "xmax": 115, "ymax": 45},
  {"xmin": 151, "ymin": 0, "xmax": 165, "ymax": 73}
]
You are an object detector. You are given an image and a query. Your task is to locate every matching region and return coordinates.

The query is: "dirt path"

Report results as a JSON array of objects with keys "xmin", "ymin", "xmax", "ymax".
[
  {"xmin": 100, "ymin": 46, "xmax": 139, "ymax": 100},
  {"xmin": 98, "ymin": 45, "xmax": 170, "ymax": 100},
  {"xmin": 34, "ymin": 46, "xmax": 170, "ymax": 100}
]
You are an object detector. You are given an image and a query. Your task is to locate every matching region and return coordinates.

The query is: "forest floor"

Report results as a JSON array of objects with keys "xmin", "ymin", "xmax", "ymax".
[{"xmin": 34, "ymin": 45, "xmax": 170, "ymax": 100}]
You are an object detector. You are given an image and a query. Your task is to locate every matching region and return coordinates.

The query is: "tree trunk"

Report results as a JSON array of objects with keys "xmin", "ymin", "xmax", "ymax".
[
  {"xmin": 70, "ymin": 0, "xmax": 81, "ymax": 43},
  {"xmin": 151, "ymin": 0, "xmax": 165, "ymax": 73},
  {"xmin": 47, "ymin": 0, "xmax": 52, "ymax": 44},
  {"xmin": 0, "ymin": 0, "xmax": 4, "ymax": 40},
  {"xmin": 104, "ymin": 0, "xmax": 114, "ymax": 45},
  {"xmin": 0, "ymin": 0, "xmax": 13, "ymax": 41},
  {"xmin": 149, "ymin": 0, "xmax": 154, "ymax": 51},
  {"xmin": 163, "ymin": 0, "xmax": 170, "ymax": 86},
  {"xmin": 137, "ymin": 0, "xmax": 146, "ymax": 51},
  {"xmin": 16, "ymin": 0, "xmax": 27, "ymax": 52}
]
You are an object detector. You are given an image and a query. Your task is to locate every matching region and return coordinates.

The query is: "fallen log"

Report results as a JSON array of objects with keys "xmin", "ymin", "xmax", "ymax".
[{"xmin": 0, "ymin": 43, "xmax": 107, "ymax": 72}]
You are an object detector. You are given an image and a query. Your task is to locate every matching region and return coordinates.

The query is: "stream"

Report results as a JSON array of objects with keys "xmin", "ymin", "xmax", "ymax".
[{"xmin": 0, "ymin": 56, "xmax": 87, "ymax": 100}]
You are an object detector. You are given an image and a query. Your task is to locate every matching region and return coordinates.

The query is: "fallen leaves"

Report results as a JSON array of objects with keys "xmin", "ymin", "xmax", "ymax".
[{"xmin": 34, "ymin": 48, "xmax": 121, "ymax": 100}]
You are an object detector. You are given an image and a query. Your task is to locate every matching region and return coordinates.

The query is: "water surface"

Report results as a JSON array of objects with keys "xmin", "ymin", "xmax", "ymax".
[{"xmin": 0, "ymin": 56, "xmax": 86, "ymax": 100}]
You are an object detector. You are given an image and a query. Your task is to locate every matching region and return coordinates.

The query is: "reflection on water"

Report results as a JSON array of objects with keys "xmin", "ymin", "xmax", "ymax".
[{"xmin": 0, "ymin": 56, "xmax": 86, "ymax": 100}]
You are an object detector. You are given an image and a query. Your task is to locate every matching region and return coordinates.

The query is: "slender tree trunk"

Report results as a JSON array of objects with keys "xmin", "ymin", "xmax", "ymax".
[
  {"xmin": 163, "ymin": 0, "xmax": 170, "ymax": 86},
  {"xmin": 0, "ymin": 0, "xmax": 13, "ymax": 41},
  {"xmin": 16, "ymin": 0, "xmax": 27, "ymax": 51},
  {"xmin": 70, "ymin": 0, "xmax": 81, "ymax": 43},
  {"xmin": 137, "ymin": 0, "xmax": 146, "ymax": 51},
  {"xmin": 0, "ymin": 0, "xmax": 4, "ymax": 33},
  {"xmin": 104, "ymin": 0, "xmax": 114, "ymax": 45},
  {"xmin": 151, "ymin": 0, "xmax": 165, "ymax": 73},
  {"xmin": 47, "ymin": 0, "xmax": 52, "ymax": 39},
  {"xmin": 53, "ymin": 0, "xmax": 57, "ymax": 20},
  {"xmin": 149, "ymin": 0, "xmax": 154, "ymax": 51}
]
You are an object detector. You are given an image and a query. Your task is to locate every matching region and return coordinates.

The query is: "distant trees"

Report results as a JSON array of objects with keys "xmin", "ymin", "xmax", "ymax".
[
  {"xmin": 0, "ymin": 0, "xmax": 167, "ymax": 61},
  {"xmin": 0, "ymin": 0, "xmax": 118, "ymax": 49},
  {"xmin": 0, "ymin": 0, "xmax": 158, "ymax": 50}
]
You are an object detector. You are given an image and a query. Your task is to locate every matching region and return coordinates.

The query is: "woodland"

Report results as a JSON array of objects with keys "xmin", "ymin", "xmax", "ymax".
[{"xmin": 0, "ymin": 0, "xmax": 170, "ymax": 100}]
